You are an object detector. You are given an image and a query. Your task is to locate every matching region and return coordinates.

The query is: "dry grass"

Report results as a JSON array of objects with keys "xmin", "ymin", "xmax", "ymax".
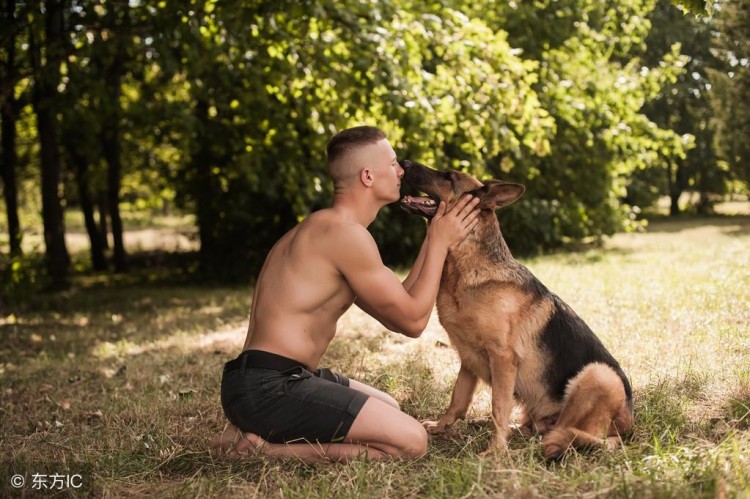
[{"xmin": 1, "ymin": 215, "xmax": 749, "ymax": 497}]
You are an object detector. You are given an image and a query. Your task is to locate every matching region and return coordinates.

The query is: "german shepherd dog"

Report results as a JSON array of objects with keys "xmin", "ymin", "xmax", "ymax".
[{"xmin": 399, "ymin": 159, "xmax": 633, "ymax": 459}]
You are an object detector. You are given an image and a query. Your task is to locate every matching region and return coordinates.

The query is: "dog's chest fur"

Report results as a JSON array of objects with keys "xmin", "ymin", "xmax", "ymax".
[{"xmin": 436, "ymin": 236, "xmax": 556, "ymax": 412}]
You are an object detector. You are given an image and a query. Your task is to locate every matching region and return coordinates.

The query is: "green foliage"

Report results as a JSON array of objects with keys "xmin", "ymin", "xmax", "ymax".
[
  {"xmin": 639, "ymin": 0, "xmax": 727, "ymax": 215},
  {"xmin": 675, "ymin": 0, "xmax": 710, "ymax": 14},
  {"xmin": 709, "ymin": 0, "xmax": 750, "ymax": 186},
  {"xmin": 0, "ymin": 253, "xmax": 42, "ymax": 309},
  {"xmin": 464, "ymin": 0, "xmax": 690, "ymax": 252},
  {"xmin": 1, "ymin": 0, "xmax": 741, "ymax": 279},
  {"xmin": 165, "ymin": 0, "xmax": 687, "ymax": 265},
  {"xmin": 133, "ymin": 0, "xmax": 556, "ymax": 274}
]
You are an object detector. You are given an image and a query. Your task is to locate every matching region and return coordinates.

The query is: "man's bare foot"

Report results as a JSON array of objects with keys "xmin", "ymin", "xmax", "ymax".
[{"xmin": 208, "ymin": 423, "xmax": 266, "ymax": 458}]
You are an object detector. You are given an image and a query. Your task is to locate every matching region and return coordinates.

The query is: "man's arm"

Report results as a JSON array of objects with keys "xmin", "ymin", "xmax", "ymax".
[
  {"xmin": 340, "ymin": 195, "xmax": 480, "ymax": 337},
  {"xmin": 354, "ymin": 297, "xmax": 400, "ymax": 332},
  {"xmin": 356, "ymin": 229, "xmax": 429, "ymax": 327},
  {"xmin": 354, "ymin": 231, "xmax": 432, "ymax": 331},
  {"xmin": 401, "ymin": 232, "xmax": 430, "ymax": 292},
  {"xmin": 341, "ymin": 231, "xmax": 445, "ymax": 337}
]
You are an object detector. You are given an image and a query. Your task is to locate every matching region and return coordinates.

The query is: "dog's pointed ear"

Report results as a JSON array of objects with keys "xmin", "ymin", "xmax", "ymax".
[{"xmin": 470, "ymin": 180, "xmax": 525, "ymax": 210}]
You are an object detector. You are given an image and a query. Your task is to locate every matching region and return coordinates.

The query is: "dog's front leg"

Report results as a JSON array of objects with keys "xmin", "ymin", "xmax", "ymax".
[
  {"xmin": 482, "ymin": 348, "xmax": 518, "ymax": 455},
  {"xmin": 423, "ymin": 364, "xmax": 478, "ymax": 434}
]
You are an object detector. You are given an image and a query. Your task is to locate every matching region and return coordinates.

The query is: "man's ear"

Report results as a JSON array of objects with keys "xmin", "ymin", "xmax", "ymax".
[
  {"xmin": 360, "ymin": 168, "xmax": 374, "ymax": 186},
  {"xmin": 470, "ymin": 180, "xmax": 525, "ymax": 210}
]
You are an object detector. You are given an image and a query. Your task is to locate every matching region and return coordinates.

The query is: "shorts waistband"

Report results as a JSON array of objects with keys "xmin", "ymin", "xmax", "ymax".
[{"xmin": 224, "ymin": 349, "xmax": 308, "ymax": 373}]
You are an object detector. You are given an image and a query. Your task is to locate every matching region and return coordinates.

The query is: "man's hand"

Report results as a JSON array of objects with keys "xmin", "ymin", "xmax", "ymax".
[{"xmin": 427, "ymin": 194, "xmax": 481, "ymax": 250}]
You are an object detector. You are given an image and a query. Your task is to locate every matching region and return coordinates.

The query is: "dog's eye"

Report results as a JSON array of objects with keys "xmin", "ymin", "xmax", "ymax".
[{"xmin": 442, "ymin": 170, "xmax": 457, "ymax": 186}]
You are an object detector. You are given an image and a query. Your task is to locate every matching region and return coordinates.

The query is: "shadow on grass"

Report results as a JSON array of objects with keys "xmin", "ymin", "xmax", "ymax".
[
  {"xmin": 425, "ymin": 420, "xmax": 494, "ymax": 458},
  {"xmin": 522, "ymin": 244, "xmax": 636, "ymax": 266},
  {"xmin": 714, "ymin": 378, "xmax": 750, "ymax": 434},
  {"xmin": 5, "ymin": 333, "xmax": 748, "ymax": 497},
  {"xmin": 726, "ymin": 225, "xmax": 750, "ymax": 238},
  {"xmin": 0, "ymin": 255, "xmax": 251, "ymax": 366},
  {"xmin": 644, "ymin": 214, "xmax": 750, "ymax": 234}
]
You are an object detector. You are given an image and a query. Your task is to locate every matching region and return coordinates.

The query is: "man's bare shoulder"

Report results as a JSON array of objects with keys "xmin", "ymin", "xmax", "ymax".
[
  {"xmin": 300, "ymin": 209, "xmax": 379, "ymax": 258},
  {"xmin": 302, "ymin": 209, "xmax": 371, "ymax": 237}
]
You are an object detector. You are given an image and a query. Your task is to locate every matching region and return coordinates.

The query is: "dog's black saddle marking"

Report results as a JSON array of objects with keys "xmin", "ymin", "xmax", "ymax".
[{"xmin": 539, "ymin": 295, "xmax": 633, "ymax": 407}]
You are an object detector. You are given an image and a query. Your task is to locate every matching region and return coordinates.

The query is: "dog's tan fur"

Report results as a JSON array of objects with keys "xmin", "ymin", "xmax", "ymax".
[{"xmin": 402, "ymin": 162, "xmax": 633, "ymax": 459}]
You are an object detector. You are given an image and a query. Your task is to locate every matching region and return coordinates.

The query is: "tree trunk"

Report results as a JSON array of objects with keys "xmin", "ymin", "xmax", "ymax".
[
  {"xmin": 1, "ymin": 97, "xmax": 22, "ymax": 257},
  {"xmin": 69, "ymin": 147, "xmax": 107, "ymax": 270},
  {"xmin": 671, "ymin": 160, "xmax": 688, "ymax": 216},
  {"xmin": 102, "ymin": 98, "xmax": 127, "ymax": 272},
  {"xmin": 100, "ymin": 0, "xmax": 129, "ymax": 273},
  {"xmin": 97, "ymin": 189, "xmax": 109, "ymax": 250},
  {"xmin": 669, "ymin": 188, "xmax": 681, "ymax": 216},
  {"xmin": 30, "ymin": 0, "xmax": 69, "ymax": 288},
  {"xmin": 695, "ymin": 141, "xmax": 714, "ymax": 215},
  {"xmin": 696, "ymin": 154, "xmax": 709, "ymax": 214},
  {"xmin": 667, "ymin": 158, "xmax": 683, "ymax": 217},
  {"xmin": 192, "ymin": 99, "xmax": 220, "ymax": 274},
  {"xmin": 1, "ymin": 0, "xmax": 22, "ymax": 256}
]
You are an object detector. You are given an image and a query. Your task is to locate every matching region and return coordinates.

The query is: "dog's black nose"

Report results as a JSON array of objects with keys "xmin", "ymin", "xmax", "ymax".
[{"xmin": 399, "ymin": 160, "xmax": 413, "ymax": 170}]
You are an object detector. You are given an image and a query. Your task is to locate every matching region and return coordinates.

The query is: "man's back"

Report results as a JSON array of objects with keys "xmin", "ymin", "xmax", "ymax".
[{"xmin": 243, "ymin": 208, "xmax": 358, "ymax": 368}]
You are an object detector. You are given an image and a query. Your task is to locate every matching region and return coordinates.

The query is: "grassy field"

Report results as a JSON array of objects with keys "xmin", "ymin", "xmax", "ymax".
[{"xmin": 1, "ymin": 215, "xmax": 749, "ymax": 497}]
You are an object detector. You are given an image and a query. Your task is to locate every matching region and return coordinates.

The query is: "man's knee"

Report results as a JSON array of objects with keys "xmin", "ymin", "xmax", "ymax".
[
  {"xmin": 349, "ymin": 380, "xmax": 400, "ymax": 409},
  {"xmin": 398, "ymin": 422, "xmax": 428, "ymax": 460},
  {"xmin": 369, "ymin": 389, "xmax": 400, "ymax": 410},
  {"xmin": 383, "ymin": 393, "xmax": 400, "ymax": 410}
]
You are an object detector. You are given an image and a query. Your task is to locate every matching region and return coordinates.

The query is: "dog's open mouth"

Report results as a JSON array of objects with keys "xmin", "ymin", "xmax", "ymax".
[{"xmin": 400, "ymin": 195, "xmax": 439, "ymax": 218}]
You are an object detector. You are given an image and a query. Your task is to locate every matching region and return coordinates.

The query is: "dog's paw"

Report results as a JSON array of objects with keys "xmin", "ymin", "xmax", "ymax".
[
  {"xmin": 542, "ymin": 428, "xmax": 574, "ymax": 460},
  {"xmin": 421, "ymin": 419, "xmax": 449, "ymax": 434},
  {"xmin": 604, "ymin": 436, "xmax": 621, "ymax": 451},
  {"xmin": 543, "ymin": 441, "xmax": 566, "ymax": 460}
]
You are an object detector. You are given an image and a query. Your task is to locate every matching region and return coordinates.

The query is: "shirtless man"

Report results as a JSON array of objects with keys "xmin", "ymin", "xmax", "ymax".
[{"xmin": 209, "ymin": 126, "xmax": 481, "ymax": 463}]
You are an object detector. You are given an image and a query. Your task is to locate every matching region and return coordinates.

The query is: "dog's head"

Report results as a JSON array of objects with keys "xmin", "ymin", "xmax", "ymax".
[{"xmin": 399, "ymin": 159, "xmax": 525, "ymax": 219}]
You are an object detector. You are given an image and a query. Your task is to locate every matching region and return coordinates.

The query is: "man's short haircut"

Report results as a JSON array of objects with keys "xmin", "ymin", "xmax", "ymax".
[
  {"xmin": 327, "ymin": 126, "xmax": 387, "ymax": 186},
  {"xmin": 327, "ymin": 126, "xmax": 386, "ymax": 166}
]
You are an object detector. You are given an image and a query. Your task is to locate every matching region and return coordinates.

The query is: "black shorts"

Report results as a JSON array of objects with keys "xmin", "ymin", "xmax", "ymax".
[{"xmin": 220, "ymin": 350, "xmax": 369, "ymax": 444}]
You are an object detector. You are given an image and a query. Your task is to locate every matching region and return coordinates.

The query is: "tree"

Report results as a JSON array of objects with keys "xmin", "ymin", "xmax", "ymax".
[
  {"xmin": 140, "ymin": 0, "xmax": 552, "ymax": 277},
  {"xmin": 3, "ymin": 0, "xmax": 716, "ymax": 287},
  {"xmin": 53, "ymin": 1, "xmax": 109, "ymax": 271},
  {"xmin": 29, "ymin": 0, "xmax": 69, "ymax": 288},
  {"xmin": 61, "ymin": 102, "xmax": 108, "ymax": 270},
  {"xmin": 0, "ymin": 0, "xmax": 23, "ymax": 256},
  {"xmin": 96, "ymin": 0, "xmax": 130, "ymax": 272},
  {"xmin": 462, "ymin": 0, "xmax": 689, "ymax": 250},
  {"xmin": 640, "ymin": 0, "xmax": 724, "ymax": 215},
  {"xmin": 709, "ymin": 0, "xmax": 750, "ymax": 187}
]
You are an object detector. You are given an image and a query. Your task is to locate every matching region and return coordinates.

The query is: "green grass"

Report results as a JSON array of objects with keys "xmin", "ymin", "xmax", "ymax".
[{"xmin": 2, "ymin": 215, "xmax": 750, "ymax": 497}]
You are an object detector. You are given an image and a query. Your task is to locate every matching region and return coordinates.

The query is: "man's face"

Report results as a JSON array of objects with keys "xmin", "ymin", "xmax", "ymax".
[{"xmin": 369, "ymin": 139, "xmax": 404, "ymax": 203}]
